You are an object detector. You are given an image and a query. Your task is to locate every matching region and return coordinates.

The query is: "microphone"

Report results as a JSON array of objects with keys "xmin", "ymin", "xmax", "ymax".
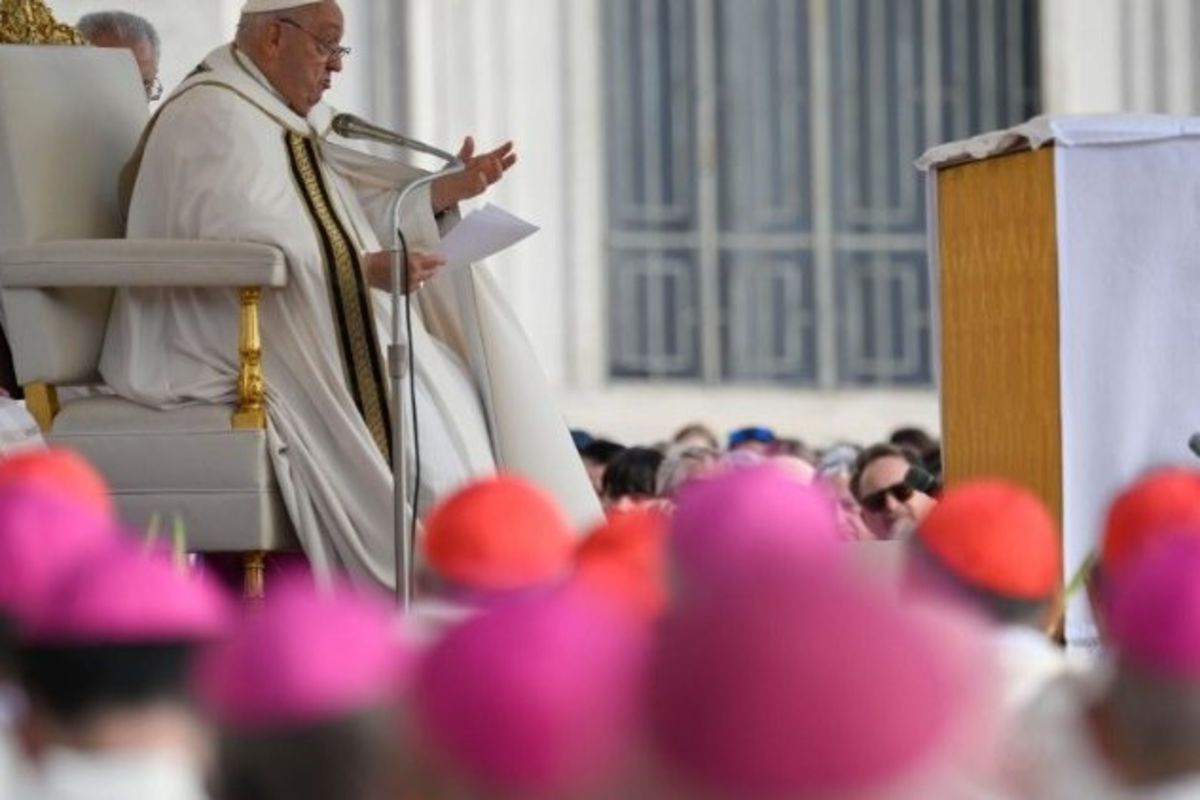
[
  {"xmin": 330, "ymin": 113, "xmax": 460, "ymax": 164},
  {"xmin": 904, "ymin": 465, "xmax": 941, "ymax": 497},
  {"xmin": 332, "ymin": 113, "xmax": 468, "ymax": 610},
  {"xmin": 1189, "ymin": 432, "xmax": 1200, "ymax": 460}
]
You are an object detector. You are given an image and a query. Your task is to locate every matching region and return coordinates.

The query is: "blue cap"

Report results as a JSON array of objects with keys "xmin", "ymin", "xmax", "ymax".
[{"xmin": 728, "ymin": 426, "xmax": 776, "ymax": 449}]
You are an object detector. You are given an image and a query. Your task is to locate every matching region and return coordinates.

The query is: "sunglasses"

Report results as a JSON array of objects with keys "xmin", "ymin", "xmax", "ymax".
[{"xmin": 860, "ymin": 482, "xmax": 915, "ymax": 513}]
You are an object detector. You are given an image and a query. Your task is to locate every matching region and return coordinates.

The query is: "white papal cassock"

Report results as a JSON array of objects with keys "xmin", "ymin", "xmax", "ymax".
[{"xmin": 100, "ymin": 44, "xmax": 601, "ymax": 589}]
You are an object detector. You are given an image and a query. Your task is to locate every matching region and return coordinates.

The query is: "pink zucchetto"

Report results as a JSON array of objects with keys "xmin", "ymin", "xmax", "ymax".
[
  {"xmin": 0, "ymin": 487, "xmax": 116, "ymax": 627},
  {"xmin": 413, "ymin": 588, "xmax": 648, "ymax": 796},
  {"xmin": 646, "ymin": 560, "xmax": 973, "ymax": 799},
  {"xmin": 195, "ymin": 573, "xmax": 410, "ymax": 730},
  {"xmin": 669, "ymin": 464, "xmax": 838, "ymax": 585},
  {"xmin": 1105, "ymin": 531, "xmax": 1200, "ymax": 681},
  {"xmin": 26, "ymin": 540, "xmax": 230, "ymax": 646}
]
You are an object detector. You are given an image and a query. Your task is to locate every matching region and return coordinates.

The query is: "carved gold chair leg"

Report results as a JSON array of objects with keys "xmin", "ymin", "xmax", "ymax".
[
  {"xmin": 24, "ymin": 382, "xmax": 59, "ymax": 433},
  {"xmin": 243, "ymin": 551, "xmax": 266, "ymax": 602}
]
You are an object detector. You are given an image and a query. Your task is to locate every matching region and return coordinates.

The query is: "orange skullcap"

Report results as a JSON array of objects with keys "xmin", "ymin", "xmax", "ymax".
[
  {"xmin": 423, "ymin": 474, "xmax": 575, "ymax": 592},
  {"xmin": 0, "ymin": 447, "xmax": 112, "ymax": 518},
  {"xmin": 916, "ymin": 480, "xmax": 1060, "ymax": 600},
  {"xmin": 574, "ymin": 507, "xmax": 669, "ymax": 620},
  {"xmin": 1102, "ymin": 468, "xmax": 1200, "ymax": 575}
]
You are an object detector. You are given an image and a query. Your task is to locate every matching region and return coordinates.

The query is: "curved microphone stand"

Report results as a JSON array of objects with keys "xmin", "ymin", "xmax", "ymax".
[
  {"xmin": 388, "ymin": 163, "xmax": 463, "ymax": 611},
  {"xmin": 329, "ymin": 114, "xmax": 464, "ymax": 609}
]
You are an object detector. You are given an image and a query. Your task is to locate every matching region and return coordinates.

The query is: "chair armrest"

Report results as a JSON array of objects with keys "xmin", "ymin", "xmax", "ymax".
[{"xmin": 0, "ymin": 240, "xmax": 287, "ymax": 288}]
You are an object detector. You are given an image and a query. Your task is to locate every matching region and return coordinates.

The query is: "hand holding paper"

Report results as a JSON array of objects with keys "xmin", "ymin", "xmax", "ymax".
[{"xmin": 433, "ymin": 203, "xmax": 539, "ymax": 270}]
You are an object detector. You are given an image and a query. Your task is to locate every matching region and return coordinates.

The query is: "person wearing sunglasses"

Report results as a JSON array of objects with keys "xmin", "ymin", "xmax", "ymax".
[{"xmin": 850, "ymin": 443, "xmax": 938, "ymax": 539}]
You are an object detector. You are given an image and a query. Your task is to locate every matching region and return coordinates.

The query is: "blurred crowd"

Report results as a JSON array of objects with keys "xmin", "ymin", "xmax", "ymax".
[
  {"xmin": 574, "ymin": 421, "xmax": 943, "ymax": 542},
  {"xmin": 4, "ymin": 437, "xmax": 1200, "ymax": 798}
]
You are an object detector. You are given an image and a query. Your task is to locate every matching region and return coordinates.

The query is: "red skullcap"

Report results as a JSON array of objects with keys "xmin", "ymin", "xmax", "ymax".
[
  {"xmin": 423, "ymin": 474, "xmax": 575, "ymax": 591},
  {"xmin": 574, "ymin": 507, "xmax": 668, "ymax": 620},
  {"xmin": 1102, "ymin": 468, "xmax": 1200, "ymax": 575},
  {"xmin": 916, "ymin": 480, "xmax": 1060, "ymax": 600}
]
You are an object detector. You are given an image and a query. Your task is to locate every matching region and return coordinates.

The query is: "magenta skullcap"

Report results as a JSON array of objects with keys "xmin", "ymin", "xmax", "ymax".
[
  {"xmin": 195, "ymin": 572, "xmax": 410, "ymax": 730},
  {"xmin": 1106, "ymin": 530, "xmax": 1200, "ymax": 681},
  {"xmin": 669, "ymin": 464, "xmax": 839, "ymax": 585},
  {"xmin": 26, "ymin": 539, "xmax": 230, "ymax": 645},
  {"xmin": 413, "ymin": 588, "xmax": 648, "ymax": 795},
  {"xmin": 646, "ymin": 560, "xmax": 965, "ymax": 798},
  {"xmin": 0, "ymin": 487, "xmax": 116, "ymax": 628}
]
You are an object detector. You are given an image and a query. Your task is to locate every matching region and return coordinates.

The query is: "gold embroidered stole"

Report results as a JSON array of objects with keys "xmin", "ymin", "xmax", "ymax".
[{"xmin": 285, "ymin": 131, "xmax": 392, "ymax": 464}]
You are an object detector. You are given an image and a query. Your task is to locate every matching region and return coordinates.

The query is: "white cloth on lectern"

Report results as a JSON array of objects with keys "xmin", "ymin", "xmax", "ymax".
[
  {"xmin": 1054, "ymin": 132, "xmax": 1200, "ymax": 650},
  {"xmin": 101, "ymin": 45, "xmax": 601, "ymax": 590}
]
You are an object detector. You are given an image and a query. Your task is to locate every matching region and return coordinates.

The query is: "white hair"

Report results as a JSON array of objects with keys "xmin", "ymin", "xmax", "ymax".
[{"xmin": 77, "ymin": 11, "xmax": 160, "ymax": 59}]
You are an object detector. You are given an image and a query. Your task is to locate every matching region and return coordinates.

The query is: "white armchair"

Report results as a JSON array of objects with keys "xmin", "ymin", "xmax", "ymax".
[{"xmin": 0, "ymin": 44, "xmax": 299, "ymax": 594}]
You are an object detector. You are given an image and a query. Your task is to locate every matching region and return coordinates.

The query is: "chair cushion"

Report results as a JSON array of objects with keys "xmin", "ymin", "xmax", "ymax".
[
  {"xmin": 50, "ymin": 396, "xmax": 270, "ymax": 493},
  {"xmin": 49, "ymin": 396, "xmax": 299, "ymax": 553}
]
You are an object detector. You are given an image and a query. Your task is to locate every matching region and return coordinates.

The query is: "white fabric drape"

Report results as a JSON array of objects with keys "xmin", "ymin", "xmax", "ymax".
[{"xmin": 1054, "ymin": 130, "xmax": 1200, "ymax": 649}]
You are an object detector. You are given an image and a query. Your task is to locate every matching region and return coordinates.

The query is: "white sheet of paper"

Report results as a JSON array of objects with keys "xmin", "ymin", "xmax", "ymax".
[{"xmin": 433, "ymin": 203, "xmax": 539, "ymax": 269}]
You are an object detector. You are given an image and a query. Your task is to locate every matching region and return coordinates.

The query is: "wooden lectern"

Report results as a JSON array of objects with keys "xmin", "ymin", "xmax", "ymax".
[
  {"xmin": 934, "ymin": 146, "xmax": 1063, "ymax": 527},
  {"xmin": 926, "ymin": 117, "xmax": 1200, "ymax": 647}
]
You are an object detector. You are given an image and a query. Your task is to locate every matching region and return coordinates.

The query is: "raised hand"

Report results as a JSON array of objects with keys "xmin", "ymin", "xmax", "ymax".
[{"xmin": 430, "ymin": 137, "xmax": 518, "ymax": 213}]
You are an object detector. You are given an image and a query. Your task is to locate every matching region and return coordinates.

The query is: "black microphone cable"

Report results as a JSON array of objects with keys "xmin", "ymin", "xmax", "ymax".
[{"xmin": 396, "ymin": 228, "xmax": 421, "ymax": 593}]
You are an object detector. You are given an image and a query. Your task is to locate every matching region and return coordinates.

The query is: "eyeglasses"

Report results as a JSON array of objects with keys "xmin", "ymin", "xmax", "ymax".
[
  {"xmin": 859, "ymin": 482, "xmax": 915, "ymax": 514},
  {"xmin": 278, "ymin": 17, "xmax": 351, "ymax": 60},
  {"xmin": 143, "ymin": 75, "xmax": 163, "ymax": 101}
]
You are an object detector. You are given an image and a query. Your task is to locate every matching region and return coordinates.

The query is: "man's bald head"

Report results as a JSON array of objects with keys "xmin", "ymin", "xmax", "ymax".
[{"xmin": 235, "ymin": 1, "xmax": 344, "ymax": 117}]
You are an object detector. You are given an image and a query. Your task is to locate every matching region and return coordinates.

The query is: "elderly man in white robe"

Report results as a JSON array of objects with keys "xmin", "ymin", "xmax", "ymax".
[{"xmin": 101, "ymin": 0, "xmax": 600, "ymax": 590}]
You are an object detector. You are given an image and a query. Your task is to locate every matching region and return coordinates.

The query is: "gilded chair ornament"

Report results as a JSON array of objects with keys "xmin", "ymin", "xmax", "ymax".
[
  {"xmin": 232, "ymin": 287, "xmax": 268, "ymax": 430},
  {"xmin": 0, "ymin": 0, "xmax": 86, "ymax": 45}
]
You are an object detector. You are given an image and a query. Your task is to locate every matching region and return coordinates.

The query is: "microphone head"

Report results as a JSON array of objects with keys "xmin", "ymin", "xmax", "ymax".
[
  {"xmin": 904, "ymin": 465, "xmax": 941, "ymax": 497},
  {"xmin": 330, "ymin": 113, "xmax": 360, "ymax": 139},
  {"xmin": 1189, "ymin": 433, "xmax": 1200, "ymax": 460}
]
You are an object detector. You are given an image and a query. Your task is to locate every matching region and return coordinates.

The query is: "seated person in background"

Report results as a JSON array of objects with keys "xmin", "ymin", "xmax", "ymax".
[
  {"xmin": 670, "ymin": 422, "xmax": 720, "ymax": 451},
  {"xmin": 850, "ymin": 443, "xmax": 938, "ymax": 539},
  {"xmin": 1011, "ymin": 535, "xmax": 1200, "ymax": 798},
  {"xmin": 579, "ymin": 438, "xmax": 625, "ymax": 497},
  {"xmin": 17, "ymin": 545, "xmax": 227, "ymax": 800},
  {"xmin": 602, "ymin": 447, "xmax": 664, "ymax": 511},
  {"xmin": 907, "ymin": 481, "xmax": 1068, "ymax": 714},
  {"xmin": 77, "ymin": 11, "xmax": 162, "ymax": 101},
  {"xmin": 773, "ymin": 436, "xmax": 818, "ymax": 464},
  {"xmin": 196, "ymin": 576, "xmax": 410, "ymax": 800},
  {"xmin": 890, "ymin": 424, "xmax": 942, "ymax": 482},
  {"xmin": 727, "ymin": 425, "xmax": 776, "ymax": 455},
  {"xmin": 655, "ymin": 445, "xmax": 720, "ymax": 499}
]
